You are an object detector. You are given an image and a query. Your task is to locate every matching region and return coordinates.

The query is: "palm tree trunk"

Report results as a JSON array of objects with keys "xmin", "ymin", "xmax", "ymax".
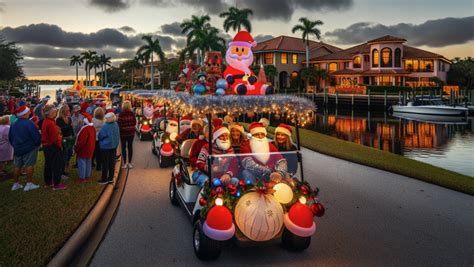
[
  {"xmin": 75, "ymin": 64, "xmax": 78, "ymax": 82},
  {"xmin": 305, "ymin": 41, "xmax": 309, "ymax": 68},
  {"xmin": 105, "ymin": 67, "xmax": 108, "ymax": 85},
  {"xmin": 151, "ymin": 53, "xmax": 154, "ymax": 90},
  {"xmin": 131, "ymin": 69, "xmax": 134, "ymax": 88}
]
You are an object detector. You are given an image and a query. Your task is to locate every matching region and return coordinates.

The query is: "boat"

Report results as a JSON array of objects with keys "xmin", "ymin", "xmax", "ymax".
[
  {"xmin": 392, "ymin": 97, "xmax": 468, "ymax": 116},
  {"xmin": 392, "ymin": 112, "xmax": 468, "ymax": 125}
]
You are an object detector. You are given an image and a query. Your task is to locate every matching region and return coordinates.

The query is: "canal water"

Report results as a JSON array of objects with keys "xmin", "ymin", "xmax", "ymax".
[{"xmin": 311, "ymin": 109, "xmax": 474, "ymax": 177}]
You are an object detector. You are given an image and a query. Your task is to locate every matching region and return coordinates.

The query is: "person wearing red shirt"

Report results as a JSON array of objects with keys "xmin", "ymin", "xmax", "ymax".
[
  {"xmin": 188, "ymin": 125, "xmax": 208, "ymax": 169},
  {"xmin": 75, "ymin": 113, "xmax": 96, "ymax": 182},
  {"xmin": 41, "ymin": 104, "xmax": 66, "ymax": 190},
  {"xmin": 239, "ymin": 122, "xmax": 288, "ymax": 183},
  {"xmin": 117, "ymin": 101, "xmax": 136, "ymax": 168}
]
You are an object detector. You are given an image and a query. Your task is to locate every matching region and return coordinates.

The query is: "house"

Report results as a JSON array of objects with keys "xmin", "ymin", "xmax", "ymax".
[
  {"xmin": 252, "ymin": 35, "xmax": 343, "ymax": 89},
  {"xmin": 306, "ymin": 35, "xmax": 451, "ymax": 89}
]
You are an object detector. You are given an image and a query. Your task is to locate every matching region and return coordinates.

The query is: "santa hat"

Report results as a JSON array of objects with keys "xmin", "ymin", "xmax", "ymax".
[
  {"xmin": 203, "ymin": 206, "xmax": 235, "ymax": 241},
  {"xmin": 283, "ymin": 203, "xmax": 316, "ymax": 237},
  {"xmin": 229, "ymin": 31, "xmax": 256, "ymax": 48},
  {"xmin": 181, "ymin": 115, "xmax": 192, "ymax": 123},
  {"xmin": 191, "ymin": 119, "xmax": 203, "ymax": 127},
  {"xmin": 213, "ymin": 124, "xmax": 230, "ymax": 141},
  {"xmin": 15, "ymin": 105, "xmax": 30, "ymax": 117},
  {"xmin": 229, "ymin": 123, "xmax": 245, "ymax": 135},
  {"xmin": 248, "ymin": 122, "xmax": 267, "ymax": 136},
  {"xmin": 169, "ymin": 118, "xmax": 179, "ymax": 125},
  {"xmin": 83, "ymin": 112, "xmax": 93, "ymax": 125},
  {"xmin": 275, "ymin": 123, "xmax": 292, "ymax": 138}
]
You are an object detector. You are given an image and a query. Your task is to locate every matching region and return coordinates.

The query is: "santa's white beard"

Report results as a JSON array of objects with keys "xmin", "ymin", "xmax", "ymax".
[
  {"xmin": 216, "ymin": 139, "xmax": 231, "ymax": 151},
  {"xmin": 249, "ymin": 137, "xmax": 270, "ymax": 164},
  {"xmin": 166, "ymin": 124, "xmax": 178, "ymax": 134},
  {"xmin": 225, "ymin": 47, "xmax": 253, "ymax": 75}
]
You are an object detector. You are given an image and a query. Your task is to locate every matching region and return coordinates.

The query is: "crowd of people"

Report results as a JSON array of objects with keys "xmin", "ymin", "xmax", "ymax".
[{"xmin": 0, "ymin": 95, "xmax": 135, "ymax": 191}]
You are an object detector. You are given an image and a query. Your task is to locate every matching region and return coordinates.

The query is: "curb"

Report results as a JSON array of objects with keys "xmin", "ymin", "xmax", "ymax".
[{"xmin": 48, "ymin": 154, "xmax": 124, "ymax": 267}]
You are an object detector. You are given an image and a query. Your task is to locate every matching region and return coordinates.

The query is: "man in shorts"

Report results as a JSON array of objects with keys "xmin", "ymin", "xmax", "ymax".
[{"xmin": 8, "ymin": 105, "xmax": 41, "ymax": 191}]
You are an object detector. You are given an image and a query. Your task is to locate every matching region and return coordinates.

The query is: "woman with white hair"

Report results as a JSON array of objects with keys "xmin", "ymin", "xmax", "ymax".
[
  {"xmin": 0, "ymin": 115, "xmax": 13, "ymax": 179},
  {"xmin": 97, "ymin": 112, "xmax": 120, "ymax": 184}
]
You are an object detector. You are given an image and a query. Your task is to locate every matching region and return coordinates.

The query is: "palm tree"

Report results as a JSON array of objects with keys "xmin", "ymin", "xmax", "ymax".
[
  {"xmin": 99, "ymin": 54, "xmax": 112, "ymax": 86},
  {"xmin": 219, "ymin": 7, "xmax": 253, "ymax": 33},
  {"xmin": 137, "ymin": 35, "xmax": 165, "ymax": 90},
  {"xmin": 90, "ymin": 55, "xmax": 100, "ymax": 85},
  {"xmin": 180, "ymin": 15, "xmax": 211, "ymax": 65},
  {"xmin": 80, "ymin": 50, "xmax": 97, "ymax": 85},
  {"xmin": 292, "ymin": 17, "xmax": 324, "ymax": 68},
  {"xmin": 69, "ymin": 55, "xmax": 83, "ymax": 82},
  {"xmin": 185, "ymin": 26, "xmax": 226, "ymax": 62}
]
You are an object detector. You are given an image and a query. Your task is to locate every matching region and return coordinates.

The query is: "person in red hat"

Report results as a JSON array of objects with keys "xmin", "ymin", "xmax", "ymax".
[
  {"xmin": 75, "ymin": 113, "xmax": 96, "ymax": 182},
  {"xmin": 239, "ymin": 122, "xmax": 288, "ymax": 183},
  {"xmin": 176, "ymin": 118, "xmax": 203, "ymax": 145},
  {"xmin": 272, "ymin": 123, "xmax": 298, "ymax": 175},
  {"xmin": 195, "ymin": 122, "xmax": 239, "ymax": 186},
  {"xmin": 223, "ymin": 31, "xmax": 274, "ymax": 95},
  {"xmin": 8, "ymin": 105, "xmax": 41, "ymax": 191}
]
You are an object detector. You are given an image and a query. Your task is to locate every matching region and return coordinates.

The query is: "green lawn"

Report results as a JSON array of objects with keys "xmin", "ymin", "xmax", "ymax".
[
  {"xmin": 244, "ymin": 123, "xmax": 474, "ymax": 195},
  {"xmin": 0, "ymin": 153, "xmax": 104, "ymax": 266}
]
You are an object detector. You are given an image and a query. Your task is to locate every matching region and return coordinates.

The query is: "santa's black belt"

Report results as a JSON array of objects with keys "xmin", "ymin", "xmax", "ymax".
[{"xmin": 232, "ymin": 74, "xmax": 245, "ymax": 79}]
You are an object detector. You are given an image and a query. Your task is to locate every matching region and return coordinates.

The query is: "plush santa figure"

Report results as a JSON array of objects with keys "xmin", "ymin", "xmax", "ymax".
[
  {"xmin": 143, "ymin": 101, "xmax": 154, "ymax": 118},
  {"xmin": 240, "ymin": 122, "xmax": 287, "ymax": 182},
  {"xmin": 224, "ymin": 31, "xmax": 274, "ymax": 95}
]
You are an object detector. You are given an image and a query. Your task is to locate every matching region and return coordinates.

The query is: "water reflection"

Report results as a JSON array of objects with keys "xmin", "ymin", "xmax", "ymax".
[{"xmin": 312, "ymin": 109, "xmax": 474, "ymax": 177}]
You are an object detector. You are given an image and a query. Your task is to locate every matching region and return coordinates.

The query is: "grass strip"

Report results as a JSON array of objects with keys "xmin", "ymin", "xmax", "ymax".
[
  {"xmin": 0, "ymin": 154, "xmax": 104, "ymax": 266},
  {"xmin": 243, "ymin": 123, "xmax": 474, "ymax": 195}
]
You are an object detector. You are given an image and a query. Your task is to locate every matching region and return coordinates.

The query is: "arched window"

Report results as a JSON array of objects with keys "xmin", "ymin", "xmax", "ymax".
[
  {"xmin": 353, "ymin": 56, "xmax": 361, "ymax": 68},
  {"xmin": 394, "ymin": 48, "xmax": 401, "ymax": 67},
  {"xmin": 381, "ymin": 48, "xmax": 392, "ymax": 67},
  {"xmin": 372, "ymin": 49, "xmax": 379, "ymax": 67}
]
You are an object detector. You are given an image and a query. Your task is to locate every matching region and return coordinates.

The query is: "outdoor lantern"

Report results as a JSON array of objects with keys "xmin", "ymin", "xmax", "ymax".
[{"xmin": 273, "ymin": 183, "xmax": 293, "ymax": 204}]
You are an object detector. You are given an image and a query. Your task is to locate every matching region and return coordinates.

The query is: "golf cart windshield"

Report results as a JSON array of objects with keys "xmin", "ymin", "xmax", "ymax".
[{"xmin": 208, "ymin": 151, "xmax": 301, "ymax": 183}]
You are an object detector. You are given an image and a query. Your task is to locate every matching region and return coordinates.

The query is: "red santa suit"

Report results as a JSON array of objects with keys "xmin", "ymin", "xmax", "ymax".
[
  {"xmin": 239, "ymin": 122, "xmax": 286, "ymax": 179},
  {"xmin": 223, "ymin": 31, "xmax": 273, "ymax": 95},
  {"xmin": 75, "ymin": 113, "xmax": 96, "ymax": 159}
]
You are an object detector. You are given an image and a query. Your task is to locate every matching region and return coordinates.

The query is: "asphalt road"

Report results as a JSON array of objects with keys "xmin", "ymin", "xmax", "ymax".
[{"xmin": 91, "ymin": 138, "xmax": 474, "ymax": 266}]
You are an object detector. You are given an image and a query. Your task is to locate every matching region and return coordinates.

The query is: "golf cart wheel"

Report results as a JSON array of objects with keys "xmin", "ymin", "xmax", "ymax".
[
  {"xmin": 193, "ymin": 220, "xmax": 221, "ymax": 261},
  {"xmin": 169, "ymin": 176, "xmax": 178, "ymax": 206},
  {"xmin": 281, "ymin": 228, "xmax": 311, "ymax": 252},
  {"xmin": 151, "ymin": 146, "xmax": 157, "ymax": 155},
  {"xmin": 159, "ymin": 153, "xmax": 166, "ymax": 168}
]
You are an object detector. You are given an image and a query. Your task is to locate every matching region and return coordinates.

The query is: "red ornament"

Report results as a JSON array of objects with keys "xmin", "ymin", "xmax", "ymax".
[
  {"xmin": 216, "ymin": 187, "xmax": 224, "ymax": 195},
  {"xmin": 228, "ymin": 184, "xmax": 237, "ymax": 195},
  {"xmin": 238, "ymin": 180, "xmax": 245, "ymax": 186},
  {"xmin": 311, "ymin": 203, "xmax": 325, "ymax": 217},
  {"xmin": 199, "ymin": 197, "xmax": 208, "ymax": 206},
  {"xmin": 210, "ymin": 190, "xmax": 217, "ymax": 197},
  {"xmin": 300, "ymin": 185, "xmax": 309, "ymax": 195}
]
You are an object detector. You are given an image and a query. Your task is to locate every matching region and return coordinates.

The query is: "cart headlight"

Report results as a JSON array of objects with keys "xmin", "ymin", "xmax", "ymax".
[
  {"xmin": 164, "ymin": 139, "xmax": 170, "ymax": 144},
  {"xmin": 143, "ymin": 121, "xmax": 148, "ymax": 125},
  {"xmin": 215, "ymin": 197, "xmax": 223, "ymax": 206}
]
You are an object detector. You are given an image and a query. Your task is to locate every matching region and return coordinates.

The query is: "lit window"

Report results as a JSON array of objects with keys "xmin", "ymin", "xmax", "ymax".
[
  {"xmin": 264, "ymin": 53, "xmax": 273, "ymax": 64},
  {"xmin": 381, "ymin": 48, "xmax": 392, "ymax": 67},
  {"xmin": 329, "ymin": 63, "xmax": 337, "ymax": 73},
  {"xmin": 353, "ymin": 56, "xmax": 361, "ymax": 68},
  {"xmin": 292, "ymin": 54, "xmax": 298, "ymax": 64},
  {"xmin": 372, "ymin": 49, "xmax": 379, "ymax": 67},
  {"xmin": 281, "ymin": 53, "xmax": 288, "ymax": 64}
]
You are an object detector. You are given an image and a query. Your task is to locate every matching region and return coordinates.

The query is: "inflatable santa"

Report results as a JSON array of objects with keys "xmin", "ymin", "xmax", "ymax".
[
  {"xmin": 224, "ymin": 31, "xmax": 274, "ymax": 95},
  {"xmin": 143, "ymin": 101, "xmax": 154, "ymax": 118}
]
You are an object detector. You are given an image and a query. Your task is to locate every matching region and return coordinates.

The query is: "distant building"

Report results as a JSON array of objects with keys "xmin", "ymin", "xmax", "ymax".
[
  {"xmin": 253, "ymin": 35, "xmax": 451, "ymax": 91},
  {"xmin": 252, "ymin": 35, "xmax": 342, "ymax": 89}
]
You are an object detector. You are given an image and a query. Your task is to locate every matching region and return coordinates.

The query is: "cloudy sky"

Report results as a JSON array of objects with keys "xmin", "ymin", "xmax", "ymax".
[{"xmin": 0, "ymin": 0, "xmax": 473, "ymax": 80}]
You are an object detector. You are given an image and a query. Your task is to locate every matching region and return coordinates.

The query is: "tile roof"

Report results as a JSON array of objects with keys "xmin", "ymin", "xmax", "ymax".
[
  {"xmin": 367, "ymin": 35, "xmax": 407, "ymax": 43},
  {"xmin": 331, "ymin": 69, "xmax": 412, "ymax": 75},
  {"xmin": 402, "ymin": 46, "xmax": 445, "ymax": 59},
  {"xmin": 253, "ymin": 35, "xmax": 342, "ymax": 53}
]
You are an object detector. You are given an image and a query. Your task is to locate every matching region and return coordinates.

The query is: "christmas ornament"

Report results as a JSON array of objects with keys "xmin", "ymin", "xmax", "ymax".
[
  {"xmin": 199, "ymin": 197, "xmax": 207, "ymax": 206},
  {"xmin": 212, "ymin": 178, "xmax": 222, "ymax": 187},
  {"xmin": 203, "ymin": 206, "xmax": 235, "ymax": 241},
  {"xmin": 284, "ymin": 203, "xmax": 316, "ymax": 237},
  {"xmin": 273, "ymin": 183, "xmax": 294, "ymax": 204},
  {"xmin": 228, "ymin": 184, "xmax": 237, "ymax": 195},
  {"xmin": 311, "ymin": 203, "xmax": 325, "ymax": 217},
  {"xmin": 234, "ymin": 192, "xmax": 284, "ymax": 241},
  {"xmin": 215, "ymin": 88, "xmax": 225, "ymax": 96},
  {"xmin": 193, "ymin": 84, "xmax": 206, "ymax": 95},
  {"xmin": 216, "ymin": 78, "xmax": 228, "ymax": 90}
]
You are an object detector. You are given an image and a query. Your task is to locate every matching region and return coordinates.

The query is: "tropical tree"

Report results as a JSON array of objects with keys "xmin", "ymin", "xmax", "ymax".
[
  {"xmin": 90, "ymin": 55, "xmax": 101, "ymax": 85},
  {"xmin": 121, "ymin": 56, "xmax": 142, "ymax": 88},
  {"xmin": 185, "ymin": 26, "xmax": 226, "ymax": 62},
  {"xmin": 69, "ymin": 55, "xmax": 83, "ymax": 82},
  {"xmin": 136, "ymin": 35, "xmax": 165, "ymax": 90},
  {"xmin": 180, "ymin": 15, "xmax": 211, "ymax": 65},
  {"xmin": 447, "ymin": 57, "xmax": 474, "ymax": 88},
  {"xmin": 80, "ymin": 50, "xmax": 97, "ymax": 85},
  {"xmin": 99, "ymin": 54, "xmax": 112, "ymax": 86},
  {"xmin": 292, "ymin": 17, "xmax": 324, "ymax": 68},
  {"xmin": 219, "ymin": 7, "xmax": 253, "ymax": 33},
  {"xmin": 0, "ymin": 37, "xmax": 24, "ymax": 83}
]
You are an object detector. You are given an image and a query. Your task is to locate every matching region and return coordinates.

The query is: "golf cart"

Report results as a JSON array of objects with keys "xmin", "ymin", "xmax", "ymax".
[
  {"xmin": 133, "ymin": 91, "xmax": 156, "ymax": 141},
  {"xmin": 156, "ymin": 91, "xmax": 324, "ymax": 260}
]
